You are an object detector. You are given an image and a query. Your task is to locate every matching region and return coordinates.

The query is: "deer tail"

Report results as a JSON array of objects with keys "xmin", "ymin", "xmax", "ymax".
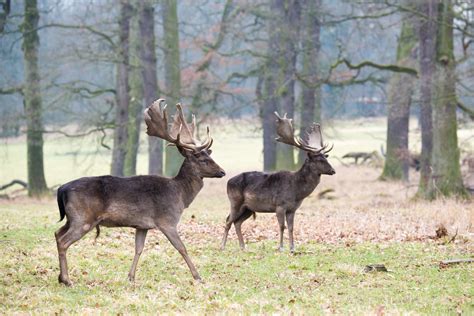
[
  {"xmin": 252, "ymin": 212, "xmax": 256, "ymax": 220},
  {"xmin": 94, "ymin": 226, "xmax": 101, "ymax": 243},
  {"xmin": 57, "ymin": 187, "xmax": 67, "ymax": 222}
]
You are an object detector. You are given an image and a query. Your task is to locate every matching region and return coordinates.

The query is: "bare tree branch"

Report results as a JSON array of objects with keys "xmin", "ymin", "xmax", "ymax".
[{"xmin": 335, "ymin": 58, "xmax": 418, "ymax": 76}]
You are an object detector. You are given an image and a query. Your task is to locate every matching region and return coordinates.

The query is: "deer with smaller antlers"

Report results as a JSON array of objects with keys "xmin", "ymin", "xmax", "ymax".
[
  {"xmin": 55, "ymin": 99, "xmax": 225, "ymax": 286},
  {"xmin": 221, "ymin": 112, "xmax": 335, "ymax": 252}
]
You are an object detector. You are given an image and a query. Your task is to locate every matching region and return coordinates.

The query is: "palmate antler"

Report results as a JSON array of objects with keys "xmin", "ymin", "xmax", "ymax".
[
  {"xmin": 274, "ymin": 112, "xmax": 333, "ymax": 154},
  {"xmin": 144, "ymin": 99, "xmax": 213, "ymax": 152}
]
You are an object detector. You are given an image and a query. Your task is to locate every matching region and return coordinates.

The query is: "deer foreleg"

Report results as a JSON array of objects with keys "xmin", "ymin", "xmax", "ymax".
[
  {"xmin": 276, "ymin": 207, "xmax": 286, "ymax": 252},
  {"xmin": 128, "ymin": 228, "xmax": 148, "ymax": 282},
  {"xmin": 161, "ymin": 225, "xmax": 201, "ymax": 281},
  {"xmin": 285, "ymin": 211, "xmax": 296, "ymax": 252}
]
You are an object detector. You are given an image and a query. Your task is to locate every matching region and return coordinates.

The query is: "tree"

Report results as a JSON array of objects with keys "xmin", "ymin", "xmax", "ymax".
[
  {"xmin": 138, "ymin": 0, "xmax": 162, "ymax": 175},
  {"xmin": 161, "ymin": 0, "xmax": 182, "ymax": 177},
  {"xmin": 22, "ymin": 0, "xmax": 48, "ymax": 197},
  {"xmin": 298, "ymin": 0, "xmax": 322, "ymax": 166},
  {"xmin": 111, "ymin": 0, "xmax": 132, "ymax": 176},
  {"xmin": 380, "ymin": 9, "xmax": 417, "ymax": 181},
  {"xmin": 261, "ymin": 0, "xmax": 300, "ymax": 171},
  {"xmin": 416, "ymin": 0, "xmax": 437, "ymax": 196},
  {"xmin": 427, "ymin": 0, "xmax": 466, "ymax": 198},
  {"xmin": 124, "ymin": 0, "xmax": 144, "ymax": 177},
  {"xmin": 274, "ymin": 0, "xmax": 300, "ymax": 171}
]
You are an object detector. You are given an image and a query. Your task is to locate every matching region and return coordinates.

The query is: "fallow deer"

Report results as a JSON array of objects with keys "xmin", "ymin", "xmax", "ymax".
[
  {"xmin": 221, "ymin": 112, "xmax": 335, "ymax": 252},
  {"xmin": 55, "ymin": 99, "xmax": 225, "ymax": 286}
]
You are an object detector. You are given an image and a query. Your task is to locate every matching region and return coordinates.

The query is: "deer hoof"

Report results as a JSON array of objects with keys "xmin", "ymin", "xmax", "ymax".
[
  {"xmin": 278, "ymin": 246, "xmax": 284, "ymax": 252},
  {"xmin": 128, "ymin": 275, "xmax": 135, "ymax": 283},
  {"xmin": 58, "ymin": 275, "xmax": 72, "ymax": 287}
]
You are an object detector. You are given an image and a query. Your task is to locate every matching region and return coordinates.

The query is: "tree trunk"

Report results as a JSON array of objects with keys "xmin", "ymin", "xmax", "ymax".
[
  {"xmin": 298, "ymin": 0, "xmax": 322, "ymax": 166},
  {"xmin": 417, "ymin": 0, "xmax": 437, "ymax": 197},
  {"xmin": 22, "ymin": 0, "xmax": 48, "ymax": 197},
  {"xmin": 427, "ymin": 0, "xmax": 466, "ymax": 198},
  {"xmin": 124, "ymin": 2, "xmax": 143, "ymax": 177},
  {"xmin": 138, "ymin": 0, "xmax": 162, "ymax": 175},
  {"xmin": 261, "ymin": 0, "xmax": 286, "ymax": 171},
  {"xmin": 111, "ymin": 0, "xmax": 132, "ymax": 176},
  {"xmin": 274, "ymin": 0, "xmax": 300, "ymax": 171},
  {"xmin": 381, "ymin": 11, "xmax": 417, "ymax": 181},
  {"xmin": 161, "ymin": 0, "xmax": 182, "ymax": 177},
  {"xmin": 261, "ymin": 70, "xmax": 277, "ymax": 171}
]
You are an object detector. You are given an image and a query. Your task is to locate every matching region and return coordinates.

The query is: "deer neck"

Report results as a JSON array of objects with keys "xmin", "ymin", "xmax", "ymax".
[
  {"xmin": 174, "ymin": 158, "xmax": 204, "ymax": 208},
  {"xmin": 294, "ymin": 158, "xmax": 321, "ymax": 200}
]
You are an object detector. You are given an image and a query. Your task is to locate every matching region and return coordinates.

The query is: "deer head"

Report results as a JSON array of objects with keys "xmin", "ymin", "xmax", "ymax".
[
  {"xmin": 144, "ymin": 99, "xmax": 225, "ymax": 178},
  {"xmin": 274, "ymin": 112, "xmax": 335, "ymax": 175}
]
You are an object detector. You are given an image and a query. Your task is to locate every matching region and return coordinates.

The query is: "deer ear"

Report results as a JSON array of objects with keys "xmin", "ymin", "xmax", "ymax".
[{"xmin": 177, "ymin": 146, "xmax": 192, "ymax": 157}]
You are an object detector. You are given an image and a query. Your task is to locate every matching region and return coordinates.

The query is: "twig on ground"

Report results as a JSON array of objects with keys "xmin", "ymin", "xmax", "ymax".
[
  {"xmin": 439, "ymin": 258, "xmax": 474, "ymax": 268},
  {"xmin": 444, "ymin": 228, "xmax": 458, "ymax": 245}
]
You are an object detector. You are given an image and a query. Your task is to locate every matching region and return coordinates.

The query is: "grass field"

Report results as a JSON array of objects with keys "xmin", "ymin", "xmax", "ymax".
[{"xmin": 0, "ymin": 118, "xmax": 473, "ymax": 314}]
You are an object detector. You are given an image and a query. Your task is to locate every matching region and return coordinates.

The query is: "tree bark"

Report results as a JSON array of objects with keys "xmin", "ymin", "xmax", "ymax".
[
  {"xmin": 124, "ymin": 2, "xmax": 143, "ymax": 177},
  {"xmin": 417, "ymin": 0, "xmax": 437, "ymax": 196},
  {"xmin": 261, "ymin": 0, "xmax": 284, "ymax": 171},
  {"xmin": 381, "ymin": 10, "xmax": 417, "ymax": 181},
  {"xmin": 298, "ymin": 0, "xmax": 322, "ymax": 166},
  {"xmin": 22, "ymin": 0, "xmax": 48, "ymax": 197},
  {"xmin": 111, "ymin": 0, "xmax": 132, "ymax": 176},
  {"xmin": 261, "ymin": 70, "xmax": 277, "ymax": 171},
  {"xmin": 273, "ymin": 0, "xmax": 300, "ymax": 171},
  {"xmin": 138, "ymin": 0, "xmax": 162, "ymax": 175},
  {"xmin": 427, "ymin": 0, "xmax": 466, "ymax": 198},
  {"xmin": 161, "ymin": 0, "xmax": 182, "ymax": 176}
]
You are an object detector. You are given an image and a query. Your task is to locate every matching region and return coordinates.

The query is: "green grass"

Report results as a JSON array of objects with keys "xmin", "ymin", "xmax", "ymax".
[{"xmin": 0, "ymin": 202, "xmax": 472, "ymax": 314}]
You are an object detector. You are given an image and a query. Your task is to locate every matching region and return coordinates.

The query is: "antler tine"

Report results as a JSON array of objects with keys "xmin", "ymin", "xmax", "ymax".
[
  {"xmin": 144, "ymin": 99, "xmax": 178, "ymax": 143},
  {"xmin": 323, "ymin": 143, "xmax": 334, "ymax": 154},
  {"xmin": 192, "ymin": 126, "xmax": 213, "ymax": 152},
  {"xmin": 301, "ymin": 123, "xmax": 334, "ymax": 154},
  {"xmin": 173, "ymin": 103, "xmax": 195, "ymax": 145},
  {"xmin": 274, "ymin": 111, "xmax": 303, "ymax": 148}
]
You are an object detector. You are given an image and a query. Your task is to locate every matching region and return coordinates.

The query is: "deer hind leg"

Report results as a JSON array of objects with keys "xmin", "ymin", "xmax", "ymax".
[
  {"xmin": 276, "ymin": 207, "xmax": 286, "ymax": 252},
  {"xmin": 55, "ymin": 219, "xmax": 98, "ymax": 286},
  {"xmin": 55, "ymin": 221, "xmax": 71, "ymax": 285},
  {"xmin": 221, "ymin": 202, "xmax": 244, "ymax": 250},
  {"xmin": 234, "ymin": 208, "xmax": 253, "ymax": 250},
  {"xmin": 160, "ymin": 225, "xmax": 201, "ymax": 281},
  {"xmin": 128, "ymin": 228, "xmax": 148, "ymax": 282},
  {"xmin": 285, "ymin": 211, "xmax": 296, "ymax": 253}
]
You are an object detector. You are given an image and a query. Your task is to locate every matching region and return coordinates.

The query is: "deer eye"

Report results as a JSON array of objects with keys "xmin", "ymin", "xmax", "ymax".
[{"xmin": 199, "ymin": 159, "xmax": 209, "ymax": 165}]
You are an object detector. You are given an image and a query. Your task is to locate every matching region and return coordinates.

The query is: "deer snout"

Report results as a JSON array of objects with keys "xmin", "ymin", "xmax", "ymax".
[
  {"xmin": 329, "ymin": 169, "xmax": 336, "ymax": 175},
  {"xmin": 216, "ymin": 169, "xmax": 226, "ymax": 178}
]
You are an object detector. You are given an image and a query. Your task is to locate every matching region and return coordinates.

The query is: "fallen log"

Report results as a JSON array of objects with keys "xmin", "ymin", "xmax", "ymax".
[{"xmin": 0, "ymin": 179, "xmax": 27, "ymax": 191}]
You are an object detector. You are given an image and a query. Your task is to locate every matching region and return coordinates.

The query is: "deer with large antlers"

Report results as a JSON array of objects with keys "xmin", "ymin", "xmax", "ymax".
[
  {"xmin": 221, "ymin": 112, "xmax": 335, "ymax": 252},
  {"xmin": 55, "ymin": 99, "xmax": 225, "ymax": 286}
]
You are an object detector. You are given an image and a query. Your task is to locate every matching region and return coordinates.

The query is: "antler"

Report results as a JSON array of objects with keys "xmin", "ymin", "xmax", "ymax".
[
  {"xmin": 144, "ymin": 99, "xmax": 213, "ymax": 152},
  {"xmin": 274, "ymin": 112, "xmax": 333, "ymax": 154}
]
